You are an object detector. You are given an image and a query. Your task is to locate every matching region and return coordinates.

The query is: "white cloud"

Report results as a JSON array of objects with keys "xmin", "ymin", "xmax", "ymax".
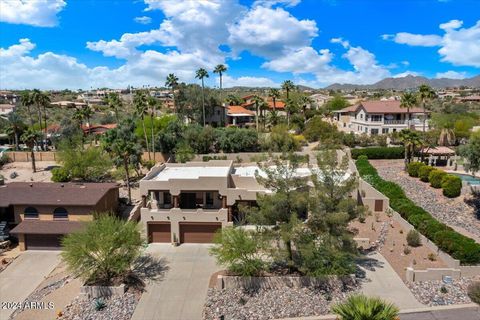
[
  {"xmin": 228, "ymin": 6, "xmax": 318, "ymax": 58},
  {"xmin": 330, "ymin": 37, "xmax": 349, "ymax": 48},
  {"xmin": 435, "ymin": 70, "xmax": 467, "ymax": 79},
  {"xmin": 385, "ymin": 19, "xmax": 480, "ymax": 67},
  {"xmin": 0, "ymin": 0, "xmax": 66, "ymax": 27},
  {"xmin": 134, "ymin": 16, "xmax": 152, "ymax": 24},
  {"xmin": 221, "ymin": 75, "xmax": 279, "ymax": 88},
  {"xmin": 253, "ymin": 0, "xmax": 301, "ymax": 7},
  {"xmin": 393, "ymin": 71, "xmax": 421, "ymax": 78},
  {"xmin": 262, "ymin": 47, "xmax": 332, "ymax": 73}
]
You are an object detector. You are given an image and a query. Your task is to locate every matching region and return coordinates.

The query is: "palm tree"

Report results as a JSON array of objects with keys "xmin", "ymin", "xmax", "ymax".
[
  {"xmin": 213, "ymin": 64, "xmax": 227, "ymax": 92},
  {"xmin": 134, "ymin": 90, "xmax": 150, "ymax": 160},
  {"xmin": 73, "ymin": 107, "xmax": 85, "ymax": 129},
  {"xmin": 81, "ymin": 106, "xmax": 94, "ymax": 135},
  {"xmin": 195, "ymin": 68, "xmax": 209, "ymax": 126},
  {"xmin": 268, "ymin": 88, "xmax": 280, "ymax": 111},
  {"xmin": 105, "ymin": 92, "xmax": 122, "ymax": 123},
  {"xmin": 285, "ymin": 98, "xmax": 298, "ymax": 127},
  {"xmin": 332, "ymin": 294, "xmax": 399, "ymax": 320},
  {"xmin": 418, "ymin": 84, "xmax": 436, "ymax": 133},
  {"xmin": 267, "ymin": 109, "xmax": 279, "ymax": 127},
  {"xmin": 252, "ymin": 95, "xmax": 264, "ymax": 131},
  {"xmin": 21, "ymin": 128, "xmax": 40, "ymax": 173},
  {"xmin": 20, "ymin": 91, "xmax": 34, "ymax": 126},
  {"xmin": 31, "ymin": 89, "xmax": 50, "ymax": 150},
  {"xmin": 7, "ymin": 111, "xmax": 24, "ymax": 150},
  {"xmin": 165, "ymin": 73, "xmax": 179, "ymax": 113},
  {"xmin": 400, "ymin": 129, "xmax": 423, "ymax": 170},
  {"xmin": 438, "ymin": 127, "xmax": 456, "ymax": 146},
  {"xmin": 400, "ymin": 92, "xmax": 417, "ymax": 129},
  {"xmin": 147, "ymin": 96, "xmax": 160, "ymax": 158},
  {"xmin": 281, "ymin": 80, "xmax": 295, "ymax": 99}
]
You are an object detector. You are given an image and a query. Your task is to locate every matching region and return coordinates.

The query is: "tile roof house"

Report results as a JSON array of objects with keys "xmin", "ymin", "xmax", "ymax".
[
  {"xmin": 333, "ymin": 100, "xmax": 430, "ymax": 135},
  {"xmin": 1, "ymin": 182, "xmax": 119, "ymax": 250},
  {"xmin": 226, "ymin": 105, "xmax": 255, "ymax": 127}
]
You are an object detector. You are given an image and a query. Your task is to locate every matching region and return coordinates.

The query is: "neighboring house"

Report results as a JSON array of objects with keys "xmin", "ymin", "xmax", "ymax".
[
  {"xmin": 333, "ymin": 100, "xmax": 429, "ymax": 135},
  {"xmin": 82, "ymin": 123, "xmax": 117, "ymax": 135},
  {"xmin": 1, "ymin": 182, "xmax": 119, "ymax": 250},
  {"xmin": 50, "ymin": 101, "xmax": 87, "ymax": 108},
  {"xmin": 226, "ymin": 105, "xmax": 255, "ymax": 127},
  {"xmin": 309, "ymin": 93, "xmax": 331, "ymax": 107},
  {"xmin": 458, "ymin": 95, "xmax": 480, "ymax": 103},
  {"xmin": 139, "ymin": 160, "xmax": 268, "ymax": 244},
  {"xmin": 0, "ymin": 104, "xmax": 15, "ymax": 117}
]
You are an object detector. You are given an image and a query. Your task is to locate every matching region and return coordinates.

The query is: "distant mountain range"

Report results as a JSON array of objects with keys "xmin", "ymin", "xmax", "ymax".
[{"xmin": 325, "ymin": 75, "xmax": 480, "ymax": 90}]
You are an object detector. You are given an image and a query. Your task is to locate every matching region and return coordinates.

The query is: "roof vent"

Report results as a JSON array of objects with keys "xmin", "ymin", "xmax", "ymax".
[
  {"xmin": 61, "ymin": 184, "xmax": 64, "ymax": 187},
  {"xmin": 29, "ymin": 183, "xmax": 33, "ymax": 187}
]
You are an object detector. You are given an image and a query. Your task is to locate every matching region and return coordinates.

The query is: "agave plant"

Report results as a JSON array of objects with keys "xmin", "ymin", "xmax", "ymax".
[{"xmin": 332, "ymin": 294, "xmax": 399, "ymax": 320}]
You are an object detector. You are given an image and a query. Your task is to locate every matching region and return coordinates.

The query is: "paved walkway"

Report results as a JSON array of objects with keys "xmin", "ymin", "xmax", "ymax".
[
  {"xmin": 0, "ymin": 251, "xmax": 60, "ymax": 320},
  {"xmin": 359, "ymin": 252, "xmax": 423, "ymax": 310},
  {"xmin": 131, "ymin": 244, "xmax": 220, "ymax": 320}
]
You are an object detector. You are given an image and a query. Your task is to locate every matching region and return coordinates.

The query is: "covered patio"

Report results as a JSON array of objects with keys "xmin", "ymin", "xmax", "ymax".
[{"xmin": 420, "ymin": 146, "xmax": 456, "ymax": 167}]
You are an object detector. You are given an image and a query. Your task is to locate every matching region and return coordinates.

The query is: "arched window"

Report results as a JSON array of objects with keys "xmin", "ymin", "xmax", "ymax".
[
  {"xmin": 24, "ymin": 207, "xmax": 38, "ymax": 219},
  {"xmin": 53, "ymin": 207, "xmax": 68, "ymax": 220}
]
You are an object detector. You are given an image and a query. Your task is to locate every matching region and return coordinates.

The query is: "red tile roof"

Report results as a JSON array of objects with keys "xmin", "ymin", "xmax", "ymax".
[
  {"xmin": 227, "ymin": 105, "xmax": 255, "ymax": 116},
  {"xmin": 267, "ymin": 100, "xmax": 285, "ymax": 109}
]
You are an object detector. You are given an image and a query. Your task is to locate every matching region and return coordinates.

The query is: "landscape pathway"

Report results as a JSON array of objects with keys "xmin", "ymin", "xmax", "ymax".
[{"xmin": 131, "ymin": 243, "xmax": 219, "ymax": 320}]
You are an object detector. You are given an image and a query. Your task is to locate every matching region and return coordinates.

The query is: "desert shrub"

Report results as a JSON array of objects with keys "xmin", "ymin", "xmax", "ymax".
[
  {"xmin": 468, "ymin": 282, "xmax": 480, "ymax": 305},
  {"xmin": 209, "ymin": 227, "xmax": 267, "ymax": 276},
  {"xmin": 428, "ymin": 253, "xmax": 437, "ymax": 261},
  {"xmin": 429, "ymin": 169, "xmax": 447, "ymax": 188},
  {"xmin": 403, "ymin": 246, "xmax": 411, "ymax": 255},
  {"xmin": 351, "ymin": 147, "xmax": 404, "ymax": 159},
  {"xmin": 51, "ymin": 167, "xmax": 70, "ymax": 182},
  {"xmin": 406, "ymin": 230, "xmax": 422, "ymax": 247},
  {"xmin": 355, "ymin": 157, "xmax": 480, "ymax": 265},
  {"xmin": 441, "ymin": 175, "xmax": 463, "ymax": 198},
  {"xmin": 303, "ymin": 116, "xmax": 341, "ymax": 143},
  {"xmin": 332, "ymin": 294, "xmax": 399, "ymax": 320},
  {"xmin": 407, "ymin": 162, "xmax": 425, "ymax": 177},
  {"xmin": 418, "ymin": 165, "xmax": 435, "ymax": 182}
]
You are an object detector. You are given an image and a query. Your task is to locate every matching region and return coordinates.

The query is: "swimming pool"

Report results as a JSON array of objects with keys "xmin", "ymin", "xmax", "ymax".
[{"xmin": 451, "ymin": 173, "xmax": 480, "ymax": 185}]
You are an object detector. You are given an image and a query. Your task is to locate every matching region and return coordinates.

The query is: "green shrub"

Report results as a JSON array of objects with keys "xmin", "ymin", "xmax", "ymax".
[
  {"xmin": 429, "ymin": 169, "xmax": 447, "ymax": 188},
  {"xmin": 407, "ymin": 162, "xmax": 425, "ymax": 177},
  {"xmin": 332, "ymin": 294, "xmax": 399, "ymax": 320},
  {"xmin": 418, "ymin": 165, "xmax": 434, "ymax": 182},
  {"xmin": 351, "ymin": 147, "xmax": 404, "ymax": 159},
  {"xmin": 468, "ymin": 282, "xmax": 480, "ymax": 305},
  {"xmin": 355, "ymin": 157, "xmax": 480, "ymax": 265},
  {"xmin": 51, "ymin": 167, "xmax": 70, "ymax": 182},
  {"xmin": 441, "ymin": 175, "xmax": 462, "ymax": 198},
  {"xmin": 406, "ymin": 230, "xmax": 421, "ymax": 247}
]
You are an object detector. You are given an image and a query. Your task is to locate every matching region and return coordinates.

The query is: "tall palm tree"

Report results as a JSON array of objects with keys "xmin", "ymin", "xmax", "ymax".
[
  {"xmin": 399, "ymin": 129, "xmax": 423, "ymax": 170},
  {"xmin": 7, "ymin": 111, "xmax": 24, "ymax": 150},
  {"xmin": 213, "ymin": 64, "xmax": 227, "ymax": 126},
  {"xmin": 147, "ymin": 96, "xmax": 160, "ymax": 158},
  {"xmin": 73, "ymin": 107, "xmax": 85, "ymax": 129},
  {"xmin": 165, "ymin": 73, "xmax": 179, "ymax": 114},
  {"xmin": 301, "ymin": 95, "xmax": 313, "ymax": 123},
  {"xmin": 418, "ymin": 84, "xmax": 436, "ymax": 133},
  {"xmin": 134, "ymin": 90, "xmax": 150, "ymax": 160},
  {"xmin": 105, "ymin": 92, "xmax": 122, "ymax": 123},
  {"xmin": 268, "ymin": 88, "xmax": 280, "ymax": 111},
  {"xmin": 20, "ymin": 91, "xmax": 34, "ymax": 126},
  {"xmin": 252, "ymin": 95, "xmax": 264, "ymax": 131},
  {"xmin": 31, "ymin": 89, "xmax": 50, "ymax": 150},
  {"xmin": 400, "ymin": 92, "xmax": 417, "ymax": 129},
  {"xmin": 281, "ymin": 80, "xmax": 295, "ymax": 99},
  {"xmin": 81, "ymin": 106, "xmax": 94, "ymax": 135},
  {"xmin": 21, "ymin": 128, "xmax": 40, "ymax": 173},
  {"xmin": 195, "ymin": 68, "xmax": 209, "ymax": 126}
]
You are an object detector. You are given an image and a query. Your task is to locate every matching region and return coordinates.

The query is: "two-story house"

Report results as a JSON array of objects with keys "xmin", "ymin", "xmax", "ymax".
[
  {"xmin": 333, "ymin": 100, "xmax": 429, "ymax": 135},
  {"xmin": 139, "ymin": 160, "xmax": 269, "ymax": 244},
  {"xmin": 1, "ymin": 182, "xmax": 119, "ymax": 250}
]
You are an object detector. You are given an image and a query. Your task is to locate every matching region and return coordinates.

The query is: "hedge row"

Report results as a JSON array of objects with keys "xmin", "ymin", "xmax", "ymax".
[
  {"xmin": 351, "ymin": 147, "xmax": 404, "ymax": 160},
  {"xmin": 407, "ymin": 162, "xmax": 462, "ymax": 198},
  {"xmin": 356, "ymin": 155, "xmax": 480, "ymax": 265}
]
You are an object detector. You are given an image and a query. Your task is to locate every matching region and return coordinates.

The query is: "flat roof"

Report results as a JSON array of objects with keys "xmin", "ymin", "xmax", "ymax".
[
  {"xmin": 152, "ymin": 165, "xmax": 231, "ymax": 181},
  {"xmin": 233, "ymin": 166, "xmax": 313, "ymax": 178}
]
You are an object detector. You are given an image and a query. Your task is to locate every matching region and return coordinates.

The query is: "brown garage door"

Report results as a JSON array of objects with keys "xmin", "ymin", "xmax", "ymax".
[
  {"xmin": 148, "ymin": 222, "xmax": 171, "ymax": 243},
  {"xmin": 25, "ymin": 234, "xmax": 62, "ymax": 250},
  {"xmin": 179, "ymin": 223, "xmax": 221, "ymax": 243}
]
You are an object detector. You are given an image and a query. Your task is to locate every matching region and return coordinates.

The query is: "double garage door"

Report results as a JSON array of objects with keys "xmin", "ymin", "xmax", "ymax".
[
  {"xmin": 147, "ymin": 222, "xmax": 221, "ymax": 243},
  {"xmin": 25, "ymin": 234, "xmax": 63, "ymax": 250}
]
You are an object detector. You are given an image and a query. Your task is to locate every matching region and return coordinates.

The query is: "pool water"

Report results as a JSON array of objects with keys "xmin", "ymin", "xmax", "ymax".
[{"xmin": 452, "ymin": 173, "xmax": 480, "ymax": 185}]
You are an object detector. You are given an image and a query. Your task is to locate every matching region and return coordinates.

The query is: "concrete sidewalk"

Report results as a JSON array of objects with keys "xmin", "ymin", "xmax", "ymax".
[
  {"xmin": 359, "ymin": 252, "xmax": 423, "ymax": 310},
  {"xmin": 0, "ymin": 251, "xmax": 60, "ymax": 320},
  {"xmin": 131, "ymin": 244, "xmax": 219, "ymax": 320}
]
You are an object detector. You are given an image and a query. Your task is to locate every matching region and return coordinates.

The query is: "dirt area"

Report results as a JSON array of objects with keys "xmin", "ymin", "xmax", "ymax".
[
  {"xmin": 12, "ymin": 261, "xmax": 82, "ymax": 320},
  {"xmin": 0, "ymin": 161, "xmax": 57, "ymax": 182},
  {"xmin": 351, "ymin": 210, "xmax": 447, "ymax": 282},
  {"xmin": 0, "ymin": 244, "xmax": 21, "ymax": 272}
]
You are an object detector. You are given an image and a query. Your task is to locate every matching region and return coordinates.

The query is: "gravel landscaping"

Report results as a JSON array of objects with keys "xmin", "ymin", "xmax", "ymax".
[
  {"xmin": 58, "ymin": 289, "xmax": 141, "ymax": 320},
  {"xmin": 407, "ymin": 276, "xmax": 480, "ymax": 306},
  {"xmin": 203, "ymin": 279, "xmax": 359, "ymax": 320},
  {"xmin": 370, "ymin": 160, "xmax": 480, "ymax": 241}
]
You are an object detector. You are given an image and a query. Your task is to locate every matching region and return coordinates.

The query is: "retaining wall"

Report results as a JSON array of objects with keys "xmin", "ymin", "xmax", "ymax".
[{"xmin": 80, "ymin": 284, "xmax": 126, "ymax": 298}]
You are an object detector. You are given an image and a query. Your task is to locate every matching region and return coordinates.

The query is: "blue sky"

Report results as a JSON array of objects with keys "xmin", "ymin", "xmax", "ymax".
[{"xmin": 0, "ymin": 0, "xmax": 479, "ymax": 89}]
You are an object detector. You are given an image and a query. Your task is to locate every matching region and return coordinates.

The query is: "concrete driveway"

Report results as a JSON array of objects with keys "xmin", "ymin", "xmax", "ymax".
[
  {"xmin": 132, "ymin": 244, "xmax": 220, "ymax": 320},
  {"xmin": 359, "ymin": 252, "xmax": 423, "ymax": 310},
  {"xmin": 0, "ymin": 251, "xmax": 60, "ymax": 320}
]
